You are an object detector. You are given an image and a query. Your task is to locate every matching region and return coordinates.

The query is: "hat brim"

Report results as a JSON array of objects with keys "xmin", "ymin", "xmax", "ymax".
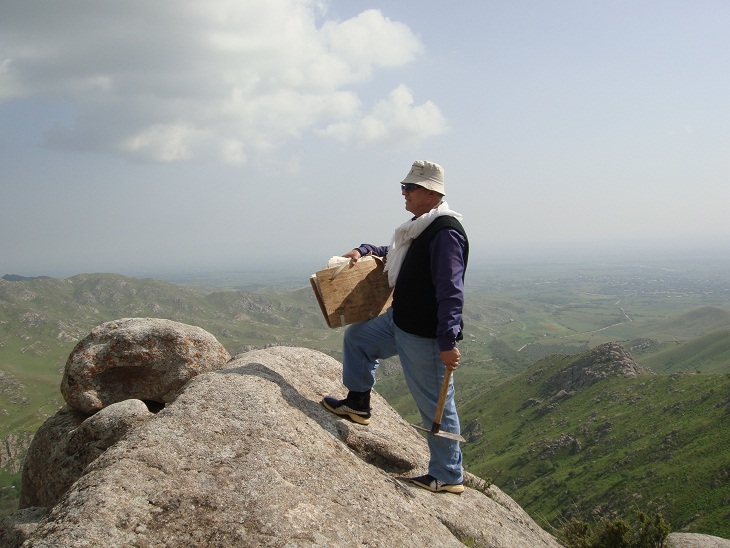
[{"xmin": 400, "ymin": 175, "xmax": 444, "ymax": 195}]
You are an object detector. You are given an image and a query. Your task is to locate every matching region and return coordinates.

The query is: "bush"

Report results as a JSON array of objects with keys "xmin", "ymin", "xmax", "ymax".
[{"xmin": 558, "ymin": 512, "xmax": 670, "ymax": 548}]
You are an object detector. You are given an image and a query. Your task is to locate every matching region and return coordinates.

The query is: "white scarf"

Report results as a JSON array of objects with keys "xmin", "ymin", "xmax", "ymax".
[{"xmin": 383, "ymin": 201, "xmax": 463, "ymax": 287}]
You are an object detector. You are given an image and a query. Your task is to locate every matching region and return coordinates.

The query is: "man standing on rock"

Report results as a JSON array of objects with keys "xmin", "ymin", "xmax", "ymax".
[{"xmin": 322, "ymin": 160, "xmax": 469, "ymax": 494}]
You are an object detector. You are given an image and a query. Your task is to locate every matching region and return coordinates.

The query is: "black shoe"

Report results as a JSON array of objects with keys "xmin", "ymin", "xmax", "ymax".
[
  {"xmin": 321, "ymin": 390, "xmax": 371, "ymax": 425},
  {"xmin": 407, "ymin": 474, "xmax": 464, "ymax": 494}
]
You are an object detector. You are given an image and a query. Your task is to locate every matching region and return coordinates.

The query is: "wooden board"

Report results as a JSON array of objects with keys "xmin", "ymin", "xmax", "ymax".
[{"xmin": 310, "ymin": 257, "xmax": 393, "ymax": 328}]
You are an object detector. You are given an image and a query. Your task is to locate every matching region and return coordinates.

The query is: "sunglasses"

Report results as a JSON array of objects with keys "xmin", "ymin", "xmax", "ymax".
[{"xmin": 401, "ymin": 183, "xmax": 423, "ymax": 193}]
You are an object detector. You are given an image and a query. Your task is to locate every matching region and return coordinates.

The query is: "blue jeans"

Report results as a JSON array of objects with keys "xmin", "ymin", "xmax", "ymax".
[{"xmin": 342, "ymin": 308, "xmax": 463, "ymax": 484}]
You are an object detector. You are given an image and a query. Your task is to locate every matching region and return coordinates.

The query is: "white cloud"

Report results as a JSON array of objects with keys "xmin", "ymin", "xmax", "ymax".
[
  {"xmin": 221, "ymin": 139, "xmax": 247, "ymax": 166},
  {"xmin": 318, "ymin": 85, "xmax": 448, "ymax": 146},
  {"xmin": 121, "ymin": 123, "xmax": 205, "ymax": 163},
  {"xmin": 322, "ymin": 9, "xmax": 424, "ymax": 78},
  {"xmin": 0, "ymin": 0, "xmax": 442, "ymax": 164}
]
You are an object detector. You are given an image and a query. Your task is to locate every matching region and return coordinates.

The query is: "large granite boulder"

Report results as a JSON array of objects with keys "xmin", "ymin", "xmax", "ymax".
[
  {"xmin": 15, "ymin": 347, "xmax": 560, "ymax": 547},
  {"xmin": 61, "ymin": 318, "xmax": 231, "ymax": 413}
]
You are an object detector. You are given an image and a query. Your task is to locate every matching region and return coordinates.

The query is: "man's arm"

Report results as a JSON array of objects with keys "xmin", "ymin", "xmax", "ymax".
[
  {"xmin": 430, "ymin": 228, "xmax": 467, "ymax": 369},
  {"xmin": 344, "ymin": 244, "xmax": 389, "ymax": 263}
]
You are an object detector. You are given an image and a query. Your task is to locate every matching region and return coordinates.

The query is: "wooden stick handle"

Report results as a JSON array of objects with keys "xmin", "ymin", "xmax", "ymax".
[{"xmin": 430, "ymin": 368, "xmax": 453, "ymax": 434}]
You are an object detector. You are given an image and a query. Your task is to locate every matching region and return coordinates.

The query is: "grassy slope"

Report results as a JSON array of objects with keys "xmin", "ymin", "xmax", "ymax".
[
  {"xmin": 459, "ymin": 354, "xmax": 730, "ymax": 538},
  {"xmin": 639, "ymin": 328, "xmax": 730, "ymax": 374}
]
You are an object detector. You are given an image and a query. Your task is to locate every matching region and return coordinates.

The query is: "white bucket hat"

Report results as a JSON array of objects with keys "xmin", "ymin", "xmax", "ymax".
[{"xmin": 400, "ymin": 160, "xmax": 445, "ymax": 195}]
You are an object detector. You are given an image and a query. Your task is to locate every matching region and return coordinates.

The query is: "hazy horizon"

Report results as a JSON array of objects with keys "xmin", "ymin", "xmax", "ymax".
[{"xmin": 4, "ymin": 237, "xmax": 729, "ymax": 283}]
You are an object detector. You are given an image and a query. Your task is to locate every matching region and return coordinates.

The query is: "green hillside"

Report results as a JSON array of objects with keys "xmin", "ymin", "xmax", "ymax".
[
  {"xmin": 638, "ymin": 328, "xmax": 730, "ymax": 374},
  {"xmin": 0, "ymin": 274, "xmax": 335, "ymax": 435},
  {"xmin": 654, "ymin": 306, "xmax": 730, "ymax": 337},
  {"xmin": 458, "ymin": 348, "xmax": 730, "ymax": 538}
]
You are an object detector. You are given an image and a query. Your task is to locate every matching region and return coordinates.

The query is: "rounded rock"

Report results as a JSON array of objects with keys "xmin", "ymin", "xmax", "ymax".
[{"xmin": 61, "ymin": 318, "xmax": 231, "ymax": 413}]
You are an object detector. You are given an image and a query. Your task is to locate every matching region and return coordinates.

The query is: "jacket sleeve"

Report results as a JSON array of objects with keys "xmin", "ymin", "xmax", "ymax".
[
  {"xmin": 429, "ymin": 228, "xmax": 467, "ymax": 352},
  {"xmin": 356, "ymin": 244, "xmax": 389, "ymax": 258}
]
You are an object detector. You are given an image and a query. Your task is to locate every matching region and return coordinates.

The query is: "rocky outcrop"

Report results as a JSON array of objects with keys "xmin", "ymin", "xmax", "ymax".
[
  {"xmin": 541, "ymin": 342, "xmax": 650, "ymax": 397},
  {"xmin": 19, "ymin": 400, "xmax": 153, "ymax": 509},
  {"xmin": 61, "ymin": 318, "xmax": 231, "ymax": 413},
  {"xmin": 530, "ymin": 433, "xmax": 582, "ymax": 460},
  {"xmin": 2, "ymin": 319, "xmax": 727, "ymax": 547},
  {"xmin": 8, "ymin": 343, "xmax": 560, "ymax": 547},
  {"xmin": 0, "ymin": 508, "xmax": 48, "ymax": 547},
  {"xmin": 666, "ymin": 532, "xmax": 730, "ymax": 547}
]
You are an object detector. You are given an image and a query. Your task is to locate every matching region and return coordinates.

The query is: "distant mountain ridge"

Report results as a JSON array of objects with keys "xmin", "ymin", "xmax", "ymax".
[
  {"xmin": 0, "ymin": 273, "xmax": 325, "ymax": 352},
  {"xmin": 2, "ymin": 275, "xmax": 53, "ymax": 282}
]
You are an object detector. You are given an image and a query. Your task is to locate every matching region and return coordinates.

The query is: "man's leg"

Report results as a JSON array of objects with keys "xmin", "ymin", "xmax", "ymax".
[
  {"xmin": 395, "ymin": 326, "xmax": 463, "ymax": 487},
  {"xmin": 322, "ymin": 308, "xmax": 398, "ymax": 424},
  {"xmin": 342, "ymin": 308, "xmax": 398, "ymax": 391}
]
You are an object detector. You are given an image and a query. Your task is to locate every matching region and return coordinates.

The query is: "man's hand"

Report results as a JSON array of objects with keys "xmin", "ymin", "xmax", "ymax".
[
  {"xmin": 343, "ymin": 249, "xmax": 362, "ymax": 264},
  {"xmin": 440, "ymin": 347, "xmax": 460, "ymax": 371}
]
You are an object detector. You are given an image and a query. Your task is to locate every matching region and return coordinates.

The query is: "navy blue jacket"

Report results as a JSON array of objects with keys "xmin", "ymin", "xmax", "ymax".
[{"xmin": 356, "ymin": 216, "xmax": 468, "ymax": 351}]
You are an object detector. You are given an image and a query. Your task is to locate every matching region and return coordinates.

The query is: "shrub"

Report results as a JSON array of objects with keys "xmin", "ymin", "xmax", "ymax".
[{"xmin": 557, "ymin": 512, "xmax": 670, "ymax": 548}]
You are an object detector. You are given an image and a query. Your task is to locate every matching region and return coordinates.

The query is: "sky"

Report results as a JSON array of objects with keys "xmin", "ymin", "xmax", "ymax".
[{"xmin": 2, "ymin": 1, "xmax": 729, "ymax": 277}]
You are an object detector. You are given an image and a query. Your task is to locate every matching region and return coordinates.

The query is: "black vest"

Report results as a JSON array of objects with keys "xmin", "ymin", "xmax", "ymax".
[{"xmin": 392, "ymin": 216, "xmax": 469, "ymax": 339}]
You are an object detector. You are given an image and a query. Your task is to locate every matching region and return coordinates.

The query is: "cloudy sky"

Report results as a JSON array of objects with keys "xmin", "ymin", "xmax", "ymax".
[{"xmin": 2, "ymin": 1, "xmax": 729, "ymax": 277}]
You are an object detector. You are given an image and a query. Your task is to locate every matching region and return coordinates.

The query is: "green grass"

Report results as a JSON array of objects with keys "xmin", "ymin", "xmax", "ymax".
[
  {"xmin": 459, "ymin": 357, "xmax": 730, "ymax": 538},
  {"xmin": 0, "ymin": 472, "xmax": 21, "ymax": 517},
  {"xmin": 0, "ymin": 343, "xmax": 66, "ymax": 434},
  {"xmin": 639, "ymin": 328, "xmax": 730, "ymax": 373}
]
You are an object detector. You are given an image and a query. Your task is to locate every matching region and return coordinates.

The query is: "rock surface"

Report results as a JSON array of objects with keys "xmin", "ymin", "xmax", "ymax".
[
  {"xmin": 19, "ymin": 400, "xmax": 153, "ymax": 509},
  {"xmin": 0, "ymin": 507, "xmax": 48, "ymax": 547},
  {"xmin": 666, "ymin": 532, "xmax": 730, "ymax": 547},
  {"xmin": 18, "ymin": 346, "xmax": 560, "ymax": 547},
  {"xmin": 61, "ymin": 318, "xmax": 231, "ymax": 413}
]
